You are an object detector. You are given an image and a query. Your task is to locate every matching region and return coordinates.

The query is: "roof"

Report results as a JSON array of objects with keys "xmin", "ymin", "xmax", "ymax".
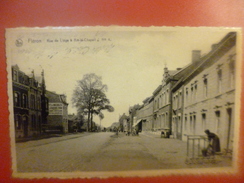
[
  {"xmin": 171, "ymin": 32, "xmax": 236, "ymax": 92},
  {"xmin": 168, "ymin": 70, "xmax": 178, "ymax": 76},
  {"xmin": 152, "ymin": 85, "xmax": 162, "ymax": 95},
  {"xmin": 171, "ymin": 61, "xmax": 204, "ymax": 91},
  {"xmin": 119, "ymin": 113, "xmax": 129, "ymax": 121},
  {"xmin": 182, "ymin": 32, "xmax": 236, "ymax": 84},
  {"xmin": 46, "ymin": 90, "xmax": 69, "ymax": 105},
  {"xmin": 68, "ymin": 114, "xmax": 77, "ymax": 121}
]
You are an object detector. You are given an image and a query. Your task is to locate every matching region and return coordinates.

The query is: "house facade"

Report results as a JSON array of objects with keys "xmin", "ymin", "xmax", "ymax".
[
  {"xmin": 119, "ymin": 113, "xmax": 129, "ymax": 132},
  {"xmin": 122, "ymin": 32, "xmax": 237, "ymax": 152},
  {"xmin": 135, "ymin": 97, "xmax": 154, "ymax": 131},
  {"xmin": 12, "ymin": 65, "xmax": 48, "ymax": 138},
  {"xmin": 182, "ymin": 32, "xmax": 236, "ymax": 153},
  {"xmin": 171, "ymin": 50, "xmax": 204, "ymax": 140},
  {"xmin": 129, "ymin": 104, "xmax": 141, "ymax": 133}
]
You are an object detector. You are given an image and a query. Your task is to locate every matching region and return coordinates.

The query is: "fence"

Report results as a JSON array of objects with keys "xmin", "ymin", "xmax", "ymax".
[{"xmin": 185, "ymin": 135, "xmax": 216, "ymax": 164}]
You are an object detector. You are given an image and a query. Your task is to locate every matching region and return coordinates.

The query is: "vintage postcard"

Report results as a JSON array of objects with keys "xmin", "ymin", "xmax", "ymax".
[{"xmin": 5, "ymin": 26, "xmax": 242, "ymax": 178}]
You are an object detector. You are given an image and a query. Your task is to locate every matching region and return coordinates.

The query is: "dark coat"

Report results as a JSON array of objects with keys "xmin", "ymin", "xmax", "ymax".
[{"xmin": 207, "ymin": 132, "xmax": 221, "ymax": 152}]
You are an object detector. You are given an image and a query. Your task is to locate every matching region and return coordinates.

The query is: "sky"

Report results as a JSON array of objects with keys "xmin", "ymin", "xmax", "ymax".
[{"xmin": 7, "ymin": 26, "xmax": 234, "ymax": 127}]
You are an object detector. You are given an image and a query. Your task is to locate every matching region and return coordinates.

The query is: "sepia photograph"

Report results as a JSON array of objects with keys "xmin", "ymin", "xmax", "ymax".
[{"xmin": 5, "ymin": 26, "xmax": 242, "ymax": 178}]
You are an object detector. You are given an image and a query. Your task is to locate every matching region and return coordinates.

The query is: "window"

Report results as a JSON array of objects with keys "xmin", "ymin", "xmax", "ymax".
[
  {"xmin": 194, "ymin": 84, "xmax": 197, "ymax": 100},
  {"xmin": 202, "ymin": 113, "xmax": 206, "ymax": 129},
  {"xmin": 203, "ymin": 78, "xmax": 208, "ymax": 98},
  {"xmin": 191, "ymin": 86, "xmax": 194, "ymax": 103},
  {"xmin": 165, "ymin": 113, "xmax": 168, "ymax": 126},
  {"xmin": 229, "ymin": 60, "xmax": 235, "ymax": 88},
  {"xmin": 15, "ymin": 115, "xmax": 22, "ymax": 130},
  {"xmin": 14, "ymin": 92, "xmax": 20, "ymax": 107},
  {"xmin": 185, "ymin": 88, "xmax": 188, "ymax": 105},
  {"xmin": 31, "ymin": 115, "xmax": 36, "ymax": 130},
  {"xmin": 178, "ymin": 115, "xmax": 181, "ymax": 133},
  {"xmin": 175, "ymin": 94, "xmax": 178, "ymax": 109},
  {"xmin": 184, "ymin": 116, "xmax": 187, "ymax": 132},
  {"xmin": 215, "ymin": 111, "xmax": 221, "ymax": 133},
  {"xmin": 159, "ymin": 95, "xmax": 161, "ymax": 108},
  {"xmin": 162, "ymin": 114, "xmax": 165, "ymax": 128},
  {"xmin": 22, "ymin": 94, "xmax": 28, "ymax": 108},
  {"xmin": 217, "ymin": 70, "xmax": 222, "ymax": 93},
  {"xmin": 160, "ymin": 115, "xmax": 162, "ymax": 128},
  {"xmin": 37, "ymin": 97, "xmax": 41, "ymax": 110},
  {"xmin": 13, "ymin": 70, "xmax": 18, "ymax": 82},
  {"xmin": 190, "ymin": 116, "xmax": 193, "ymax": 133},
  {"xmin": 31, "ymin": 95, "xmax": 35, "ymax": 109},
  {"xmin": 190, "ymin": 114, "xmax": 196, "ymax": 134},
  {"xmin": 179, "ymin": 92, "xmax": 182, "ymax": 108},
  {"xmin": 193, "ymin": 115, "xmax": 196, "ymax": 135}
]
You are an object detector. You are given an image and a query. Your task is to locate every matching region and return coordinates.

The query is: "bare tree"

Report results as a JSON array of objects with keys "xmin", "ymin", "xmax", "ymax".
[{"xmin": 72, "ymin": 73, "xmax": 114, "ymax": 132}]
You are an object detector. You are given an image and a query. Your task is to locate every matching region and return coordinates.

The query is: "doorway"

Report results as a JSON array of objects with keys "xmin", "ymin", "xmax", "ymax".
[
  {"xmin": 226, "ymin": 108, "xmax": 233, "ymax": 151},
  {"xmin": 23, "ymin": 116, "xmax": 28, "ymax": 137}
]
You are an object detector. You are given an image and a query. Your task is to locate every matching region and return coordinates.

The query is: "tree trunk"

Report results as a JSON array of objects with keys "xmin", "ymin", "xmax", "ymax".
[
  {"xmin": 91, "ymin": 110, "xmax": 93, "ymax": 131},
  {"xmin": 87, "ymin": 109, "xmax": 90, "ymax": 132}
]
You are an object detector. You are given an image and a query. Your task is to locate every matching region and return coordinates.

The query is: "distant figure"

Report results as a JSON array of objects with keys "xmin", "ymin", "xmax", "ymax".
[{"xmin": 204, "ymin": 129, "xmax": 221, "ymax": 153}]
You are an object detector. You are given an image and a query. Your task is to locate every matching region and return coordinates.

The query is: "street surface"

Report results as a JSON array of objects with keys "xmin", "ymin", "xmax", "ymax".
[{"xmin": 15, "ymin": 132, "xmax": 232, "ymax": 172}]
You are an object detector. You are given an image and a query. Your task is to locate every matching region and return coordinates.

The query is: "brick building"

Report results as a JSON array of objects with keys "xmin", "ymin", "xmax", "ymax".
[{"xmin": 12, "ymin": 65, "xmax": 48, "ymax": 138}]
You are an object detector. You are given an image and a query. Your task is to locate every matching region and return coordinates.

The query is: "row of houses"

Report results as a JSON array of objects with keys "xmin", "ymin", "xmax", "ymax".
[
  {"xmin": 123, "ymin": 32, "xmax": 237, "ymax": 153},
  {"xmin": 12, "ymin": 65, "xmax": 69, "ymax": 139}
]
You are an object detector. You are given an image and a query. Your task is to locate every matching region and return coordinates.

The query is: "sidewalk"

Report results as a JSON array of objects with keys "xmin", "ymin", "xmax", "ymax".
[
  {"xmin": 15, "ymin": 132, "xmax": 92, "ymax": 149},
  {"xmin": 140, "ymin": 131, "xmax": 233, "ymax": 169},
  {"xmin": 15, "ymin": 131, "xmax": 93, "ymax": 143},
  {"xmin": 16, "ymin": 133, "xmax": 63, "ymax": 143}
]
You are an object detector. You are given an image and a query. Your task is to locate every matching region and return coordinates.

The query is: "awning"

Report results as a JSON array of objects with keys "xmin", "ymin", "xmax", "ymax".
[{"xmin": 133, "ymin": 119, "xmax": 145, "ymax": 127}]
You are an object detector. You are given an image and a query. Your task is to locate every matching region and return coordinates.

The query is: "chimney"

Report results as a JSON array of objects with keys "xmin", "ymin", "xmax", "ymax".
[
  {"xmin": 192, "ymin": 50, "xmax": 201, "ymax": 63},
  {"xmin": 164, "ymin": 67, "xmax": 168, "ymax": 73}
]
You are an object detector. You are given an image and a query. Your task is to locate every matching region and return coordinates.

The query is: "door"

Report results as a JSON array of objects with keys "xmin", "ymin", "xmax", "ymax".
[
  {"xmin": 226, "ymin": 108, "xmax": 233, "ymax": 151},
  {"xmin": 23, "ymin": 116, "xmax": 28, "ymax": 137}
]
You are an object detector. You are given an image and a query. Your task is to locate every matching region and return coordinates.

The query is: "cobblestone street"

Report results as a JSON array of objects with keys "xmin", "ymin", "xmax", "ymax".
[{"xmin": 15, "ymin": 132, "xmax": 232, "ymax": 172}]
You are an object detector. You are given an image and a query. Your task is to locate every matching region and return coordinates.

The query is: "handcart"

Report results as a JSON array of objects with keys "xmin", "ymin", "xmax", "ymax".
[{"xmin": 185, "ymin": 135, "xmax": 216, "ymax": 164}]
